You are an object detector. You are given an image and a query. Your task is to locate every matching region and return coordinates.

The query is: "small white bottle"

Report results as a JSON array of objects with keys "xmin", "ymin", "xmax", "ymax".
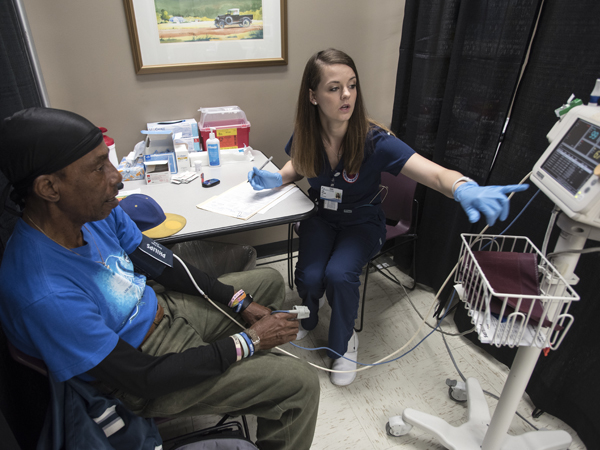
[
  {"xmin": 175, "ymin": 143, "xmax": 190, "ymax": 170},
  {"xmin": 207, "ymin": 127, "xmax": 221, "ymax": 167},
  {"xmin": 590, "ymin": 78, "xmax": 600, "ymax": 105}
]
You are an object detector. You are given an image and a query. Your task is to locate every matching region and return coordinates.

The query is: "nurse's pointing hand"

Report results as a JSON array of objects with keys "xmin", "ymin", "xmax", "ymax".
[
  {"xmin": 248, "ymin": 167, "xmax": 283, "ymax": 191},
  {"xmin": 454, "ymin": 181, "xmax": 529, "ymax": 226}
]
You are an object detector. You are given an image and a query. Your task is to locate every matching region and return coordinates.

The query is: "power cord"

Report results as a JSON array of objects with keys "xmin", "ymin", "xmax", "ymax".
[
  {"xmin": 288, "ymin": 305, "xmax": 452, "ymax": 366},
  {"xmin": 439, "ymin": 314, "xmax": 541, "ymax": 431},
  {"xmin": 177, "ymin": 248, "xmax": 455, "ymax": 374}
]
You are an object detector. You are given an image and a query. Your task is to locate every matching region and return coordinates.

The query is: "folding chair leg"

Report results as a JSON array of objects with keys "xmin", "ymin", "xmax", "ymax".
[
  {"xmin": 407, "ymin": 239, "xmax": 417, "ymax": 291},
  {"xmin": 287, "ymin": 223, "xmax": 294, "ymax": 289}
]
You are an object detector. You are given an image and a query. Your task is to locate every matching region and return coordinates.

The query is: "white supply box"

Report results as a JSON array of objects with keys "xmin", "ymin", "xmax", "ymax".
[
  {"xmin": 142, "ymin": 130, "xmax": 178, "ymax": 174},
  {"xmin": 147, "ymin": 118, "xmax": 201, "ymax": 152},
  {"xmin": 145, "ymin": 160, "xmax": 171, "ymax": 184}
]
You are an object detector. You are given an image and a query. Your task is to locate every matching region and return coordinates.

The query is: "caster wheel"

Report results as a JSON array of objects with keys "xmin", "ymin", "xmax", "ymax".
[{"xmin": 386, "ymin": 415, "xmax": 412, "ymax": 436}]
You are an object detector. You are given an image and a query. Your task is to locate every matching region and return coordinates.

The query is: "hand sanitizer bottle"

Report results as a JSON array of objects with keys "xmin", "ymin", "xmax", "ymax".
[{"xmin": 207, "ymin": 127, "xmax": 221, "ymax": 166}]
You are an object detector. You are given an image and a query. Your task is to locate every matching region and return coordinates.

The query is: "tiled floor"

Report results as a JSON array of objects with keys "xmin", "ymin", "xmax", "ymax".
[{"xmin": 159, "ymin": 254, "xmax": 586, "ymax": 449}]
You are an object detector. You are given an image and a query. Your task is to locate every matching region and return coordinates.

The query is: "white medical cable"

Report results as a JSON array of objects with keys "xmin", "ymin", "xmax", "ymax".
[
  {"xmin": 175, "ymin": 171, "xmax": 535, "ymax": 374},
  {"xmin": 439, "ymin": 319, "xmax": 541, "ymax": 431},
  {"xmin": 174, "ymin": 251, "xmax": 448, "ymax": 374},
  {"xmin": 542, "ymin": 205, "xmax": 561, "ymax": 257},
  {"xmin": 548, "ymin": 247, "xmax": 600, "ymax": 259},
  {"xmin": 374, "ymin": 263, "xmax": 475, "ymax": 337},
  {"xmin": 173, "ymin": 254, "xmax": 247, "ymax": 330}
]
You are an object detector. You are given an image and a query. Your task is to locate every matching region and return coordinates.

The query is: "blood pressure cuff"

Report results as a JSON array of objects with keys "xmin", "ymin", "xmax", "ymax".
[
  {"xmin": 129, "ymin": 235, "xmax": 173, "ymax": 278},
  {"xmin": 129, "ymin": 235, "xmax": 234, "ymax": 305}
]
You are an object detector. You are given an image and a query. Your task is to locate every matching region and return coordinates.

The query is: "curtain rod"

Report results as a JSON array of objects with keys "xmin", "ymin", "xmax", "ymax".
[{"xmin": 14, "ymin": 0, "xmax": 50, "ymax": 107}]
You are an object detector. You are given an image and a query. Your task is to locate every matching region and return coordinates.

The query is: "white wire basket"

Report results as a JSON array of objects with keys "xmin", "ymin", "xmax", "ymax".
[{"xmin": 455, "ymin": 234, "xmax": 579, "ymax": 349}]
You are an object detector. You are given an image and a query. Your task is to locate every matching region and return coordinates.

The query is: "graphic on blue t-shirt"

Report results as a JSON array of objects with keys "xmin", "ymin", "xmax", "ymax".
[{"xmin": 97, "ymin": 251, "xmax": 146, "ymax": 329}]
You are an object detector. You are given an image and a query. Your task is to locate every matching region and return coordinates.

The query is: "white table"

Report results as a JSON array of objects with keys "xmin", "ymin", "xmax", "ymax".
[{"xmin": 121, "ymin": 149, "xmax": 316, "ymax": 244}]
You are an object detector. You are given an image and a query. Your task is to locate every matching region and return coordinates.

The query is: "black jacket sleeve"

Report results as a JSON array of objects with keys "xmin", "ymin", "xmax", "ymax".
[{"xmin": 87, "ymin": 337, "xmax": 237, "ymax": 398}]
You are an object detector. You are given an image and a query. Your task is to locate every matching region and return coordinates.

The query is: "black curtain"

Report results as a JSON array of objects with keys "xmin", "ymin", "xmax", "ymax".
[
  {"xmin": 0, "ymin": 1, "xmax": 47, "ymax": 449},
  {"xmin": 392, "ymin": 0, "xmax": 600, "ymax": 447},
  {"xmin": 391, "ymin": 0, "xmax": 542, "ymax": 293},
  {"xmin": 1, "ymin": 0, "xmax": 43, "ymax": 252},
  {"xmin": 473, "ymin": 1, "xmax": 600, "ymax": 447}
]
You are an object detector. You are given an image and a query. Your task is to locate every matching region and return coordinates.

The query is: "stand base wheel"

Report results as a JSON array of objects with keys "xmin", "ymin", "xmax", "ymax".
[
  {"xmin": 386, "ymin": 415, "xmax": 413, "ymax": 436},
  {"xmin": 400, "ymin": 377, "xmax": 573, "ymax": 450}
]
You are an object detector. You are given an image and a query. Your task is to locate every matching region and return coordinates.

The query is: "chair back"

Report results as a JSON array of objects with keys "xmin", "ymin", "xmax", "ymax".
[{"xmin": 380, "ymin": 171, "xmax": 417, "ymax": 232}]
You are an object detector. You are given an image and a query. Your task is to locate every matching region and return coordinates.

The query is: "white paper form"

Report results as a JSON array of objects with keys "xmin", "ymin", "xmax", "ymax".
[
  {"xmin": 197, "ymin": 182, "xmax": 297, "ymax": 220},
  {"xmin": 257, "ymin": 186, "xmax": 298, "ymax": 214}
]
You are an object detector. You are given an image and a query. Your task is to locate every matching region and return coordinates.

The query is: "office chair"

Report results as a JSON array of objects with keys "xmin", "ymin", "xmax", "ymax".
[
  {"xmin": 355, "ymin": 171, "xmax": 418, "ymax": 332},
  {"xmin": 7, "ymin": 341, "xmax": 256, "ymax": 448}
]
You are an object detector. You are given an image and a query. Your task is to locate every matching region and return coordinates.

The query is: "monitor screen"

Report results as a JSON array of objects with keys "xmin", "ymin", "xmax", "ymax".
[{"xmin": 540, "ymin": 118, "xmax": 600, "ymax": 195}]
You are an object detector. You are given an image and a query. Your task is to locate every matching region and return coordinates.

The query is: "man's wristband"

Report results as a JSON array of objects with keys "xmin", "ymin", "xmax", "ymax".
[
  {"xmin": 228, "ymin": 290, "xmax": 253, "ymax": 313},
  {"xmin": 231, "ymin": 335, "xmax": 243, "ymax": 361}
]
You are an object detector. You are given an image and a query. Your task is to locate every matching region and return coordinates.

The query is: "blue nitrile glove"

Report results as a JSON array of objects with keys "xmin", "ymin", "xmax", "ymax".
[
  {"xmin": 248, "ymin": 167, "xmax": 283, "ymax": 191},
  {"xmin": 453, "ymin": 182, "xmax": 529, "ymax": 226}
]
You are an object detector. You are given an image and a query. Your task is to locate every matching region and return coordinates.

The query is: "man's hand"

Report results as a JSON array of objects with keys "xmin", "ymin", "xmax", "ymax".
[
  {"xmin": 249, "ymin": 313, "xmax": 299, "ymax": 350},
  {"xmin": 241, "ymin": 302, "xmax": 272, "ymax": 326}
]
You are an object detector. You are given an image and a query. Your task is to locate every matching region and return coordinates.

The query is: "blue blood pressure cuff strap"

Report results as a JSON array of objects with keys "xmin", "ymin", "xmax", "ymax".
[{"xmin": 129, "ymin": 235, "xmax": 173, "ymax": 278}]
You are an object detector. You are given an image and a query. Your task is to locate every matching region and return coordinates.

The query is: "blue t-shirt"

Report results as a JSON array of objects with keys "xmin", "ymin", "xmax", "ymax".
[
  {"xmin": 285, "ymin": 127, "xmax": 415, "ymax": 222},
  {"xmin": 0, "ymin": 206, "xmax": 157, "ymax": 382}
]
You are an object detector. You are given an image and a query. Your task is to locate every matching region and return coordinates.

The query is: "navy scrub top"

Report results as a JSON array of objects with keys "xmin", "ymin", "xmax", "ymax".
[{"xmin": 285, "ymin": 127, "xmax": 416, "ymax": 225}]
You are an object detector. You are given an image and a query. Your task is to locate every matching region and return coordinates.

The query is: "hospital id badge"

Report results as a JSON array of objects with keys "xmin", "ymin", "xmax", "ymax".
[{"xmin": 321, "ymin": 186, "xmax": 342, "ymax": 211}]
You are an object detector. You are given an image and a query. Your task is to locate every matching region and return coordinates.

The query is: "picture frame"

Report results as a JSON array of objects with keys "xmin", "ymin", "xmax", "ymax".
[{"xmin": 123, "ymin": 0, "xmax": 287, "ymax": 74}]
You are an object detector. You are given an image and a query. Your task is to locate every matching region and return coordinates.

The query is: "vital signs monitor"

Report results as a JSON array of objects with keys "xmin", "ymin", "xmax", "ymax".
[{"xmin": 531, "ymin": 104, "xmax": 600, "ymax": 227}]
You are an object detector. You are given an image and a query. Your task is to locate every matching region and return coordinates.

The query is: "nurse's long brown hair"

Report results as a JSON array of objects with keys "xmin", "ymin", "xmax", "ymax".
[{"xmin": 290, "ymin": 49, "xmax": 370, "ymax": 178}]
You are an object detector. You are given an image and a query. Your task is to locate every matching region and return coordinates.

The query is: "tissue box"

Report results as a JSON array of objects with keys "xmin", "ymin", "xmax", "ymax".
[
  {"xmin": 147, "ymin": 118, "xmax": 201, "ymax": 152},
  {"xmin": 118, "ymin": 156, "xmax": 145, "ymax": 181},
  {"xmin": 145, "ymin": 160, "xmax": 171, "ymax": 184}
]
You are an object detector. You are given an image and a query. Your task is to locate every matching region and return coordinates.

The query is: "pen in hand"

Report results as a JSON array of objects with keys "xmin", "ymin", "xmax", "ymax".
[{"xmin": 248, "ymin": 156, "xmax": 273, "ymax": 182}]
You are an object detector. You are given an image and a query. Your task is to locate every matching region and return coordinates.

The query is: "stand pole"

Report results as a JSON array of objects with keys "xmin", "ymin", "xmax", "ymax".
[{"xmin": 481, "ymin": 346, "xmax": 541, "ymax": 450}]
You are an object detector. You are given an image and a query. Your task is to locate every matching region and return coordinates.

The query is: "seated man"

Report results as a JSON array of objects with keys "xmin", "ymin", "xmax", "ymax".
[{"xmin": 0, "ymin": 107, "xmax": 319, "ymax": 450}]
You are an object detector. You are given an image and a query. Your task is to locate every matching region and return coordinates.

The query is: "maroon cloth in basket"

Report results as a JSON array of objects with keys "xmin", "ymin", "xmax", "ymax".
[{"xmin": 471, "ymin": 251, "xmax": 554, "ymax": 328}]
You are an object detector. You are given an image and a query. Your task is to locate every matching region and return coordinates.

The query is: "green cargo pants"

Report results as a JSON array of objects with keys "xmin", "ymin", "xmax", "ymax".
[{"xmin": 117, "ymin": 267, "xmax": 319, "ymax": 450}]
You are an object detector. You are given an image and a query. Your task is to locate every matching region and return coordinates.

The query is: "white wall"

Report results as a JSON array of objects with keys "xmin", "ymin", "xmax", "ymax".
[{"xmin": 22, "ymin": 0, "xmax": 405, "ymax": 247}]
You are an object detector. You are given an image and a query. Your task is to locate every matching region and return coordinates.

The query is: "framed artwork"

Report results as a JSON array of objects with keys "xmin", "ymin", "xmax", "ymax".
[{"xmin": 123, "ymin": 0, "xmax": 287, "ymax": 74}]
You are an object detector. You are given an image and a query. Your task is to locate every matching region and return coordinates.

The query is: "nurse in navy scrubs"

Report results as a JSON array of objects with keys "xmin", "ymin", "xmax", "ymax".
[{"xmin": 248, "ymin": 48, "xmax": 527, "ymax": 386}]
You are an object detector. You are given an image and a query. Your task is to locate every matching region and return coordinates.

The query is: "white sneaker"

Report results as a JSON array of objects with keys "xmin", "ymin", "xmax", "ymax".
[
  {"xmin": 295, "ymin": 323, "xmax": 309, "ymax": 341},
  {"xmin": 330, "ymin": 331, "xmax": 359, "ymax": 386}
]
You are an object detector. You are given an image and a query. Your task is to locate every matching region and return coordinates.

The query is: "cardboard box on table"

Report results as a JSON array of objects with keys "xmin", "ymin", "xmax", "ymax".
[
  {"xmin": 147, "ymin": 118, "xmax": 201, "ymax": 152},
  {"xmin": 141, "ymin": 130, "xmax": 178, "ymax": 176}
]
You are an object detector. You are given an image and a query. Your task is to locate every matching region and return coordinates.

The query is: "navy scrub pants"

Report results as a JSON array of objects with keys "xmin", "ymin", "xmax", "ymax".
[{"xmin": 295, "ymin": 213, "xmax": 386, "ymax": 359}]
